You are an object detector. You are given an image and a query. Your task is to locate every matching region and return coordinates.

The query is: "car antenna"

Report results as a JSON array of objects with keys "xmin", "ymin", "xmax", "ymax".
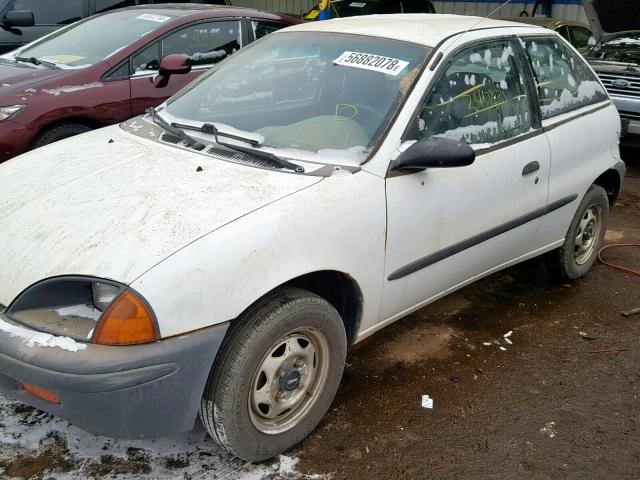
[{"xmin": 445, "ymin": 0, "xmax": 515, "ymax": 52}]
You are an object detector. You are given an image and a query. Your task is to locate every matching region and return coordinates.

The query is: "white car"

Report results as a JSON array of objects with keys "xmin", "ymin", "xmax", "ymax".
[{"xmin": 0, "ymin": 14, "xmax": 625, "ymax": 461}]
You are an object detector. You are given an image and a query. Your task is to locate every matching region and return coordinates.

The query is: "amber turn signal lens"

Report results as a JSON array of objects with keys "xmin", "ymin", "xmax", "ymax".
[
  {"xmin": 94, "ymin": 291, "xmax": 158, "ymax": 345},
  {"xmin": 21, "ymin": 382, "xmax": 61, "ymax": 404}
]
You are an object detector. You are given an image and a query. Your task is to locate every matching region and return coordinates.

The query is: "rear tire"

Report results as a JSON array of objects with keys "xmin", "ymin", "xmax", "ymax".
[
  {"xmin": 200, "ymin": 287, "xmax": 347, "ymax": 461},
  {"xmin": 32, "ymin": 123, "xmax": 92, "ymax": 149},
  {"xmin": 547, "ymin": 185, "xmax": 609, "ymax": 280}
]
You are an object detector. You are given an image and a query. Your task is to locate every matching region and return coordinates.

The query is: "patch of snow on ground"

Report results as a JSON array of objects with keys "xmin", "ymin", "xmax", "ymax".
[{"xmin": 0, "ymin": 393, "xmax": 327, "ymax": 479}]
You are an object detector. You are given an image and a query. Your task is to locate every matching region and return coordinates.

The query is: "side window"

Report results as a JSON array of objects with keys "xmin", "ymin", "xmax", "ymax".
[
  {"xmin": 9, "ymin": 0, "xmax": 84, "ymax": 25},
  {"xmin": 251, "ymin": 20, "xmax": 287, "ymax": 40},
  {"xmin": 132, "ymin": 42, "xmax": 160, "ymax": 74},
  {"xmin": 402, "ymin": 0, "xmax": 435, "ymax": 13},
  {"xmin": 95, "ymin": 1, "xmax": 135, "ymax": 14},
  {"xmin": 415, "ymin": 40, "xmax": 532, "ymax": 146},
  {"xmin": 523, "ymin": 37, "xmax": 607, "ymax": 119},
  {"xmin": 162, "ymin": 21, "xmax": 241, "ymax": 66},
  {"xmin": 378, "ymin": 0, "xmax": 402, "ymax": 14},
  {"xmin": 556, "ymin": 26, "xmax": 570, "ymax": 42},
  {"xmin": 105, "ymin": 62, "xmax": 130, "ymax": 81},
  {"xmin": 569, "ymin": 27, "xmax": 595, "ymax": 49}
]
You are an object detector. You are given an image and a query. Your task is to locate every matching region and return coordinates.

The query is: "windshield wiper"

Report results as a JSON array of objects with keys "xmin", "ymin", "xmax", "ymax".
[
  {"xmin": 148, "ymin": 110, "xmax": 304, "ymax": 173},
  {"xmin": 170, "ymin": 120, "xmax": 304, "ymax": 173},
  {"xmin": 147, "ymin": 107, "xmax": 206, "ymax": 151},
  {"xmin": 15, "ymin": 56, "xmax": 60, "ymax": 69},
  {"xmin": 173, "ymin": 121, "xmax": 262, "ymax": 147}
]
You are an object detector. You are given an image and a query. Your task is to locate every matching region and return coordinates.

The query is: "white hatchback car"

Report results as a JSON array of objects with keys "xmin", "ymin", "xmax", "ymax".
[{"xmin": 0, "ymin": 14, "xmax": 625, "ymax": 461}]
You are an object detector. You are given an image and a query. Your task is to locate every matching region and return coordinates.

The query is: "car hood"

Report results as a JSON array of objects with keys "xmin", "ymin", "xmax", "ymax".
[
  {"xmin": 0, "ymin": 61, "xmax": 67, "ymax": 95},
  {"xmin": 584, "ymin": 0, "xmax": 640, "ymax": 40},
  {"xmin": 588, "ymin": 58, "xmax": 640, "ymax": 72},
  {"xmin": 0, "ymin": 125, "xmax": 322, "ymax": 306}
]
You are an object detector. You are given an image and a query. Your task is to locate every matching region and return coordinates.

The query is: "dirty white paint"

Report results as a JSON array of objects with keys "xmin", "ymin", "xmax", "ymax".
[
  {"xmin": 0, "ymin": 125, "xmax": 322, "ymax": 309},
  {"xmin": 0, "ymin": 317, "xmax": 86, "ymax": 352},
  {"xmin": 41, "ymin": 82, "xmax": 104, "ymax": 96}
]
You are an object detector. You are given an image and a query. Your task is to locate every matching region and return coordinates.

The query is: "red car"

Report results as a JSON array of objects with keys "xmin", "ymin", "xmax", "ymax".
[{"xmin": 0, "ymin": 4, "xmax": 299, "ymax": 161}]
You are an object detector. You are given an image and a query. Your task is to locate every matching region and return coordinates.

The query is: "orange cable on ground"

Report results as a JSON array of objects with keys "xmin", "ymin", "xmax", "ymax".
[{"xmin": 598, "ymin": 243, "xmax": 640, "ymax": 277}]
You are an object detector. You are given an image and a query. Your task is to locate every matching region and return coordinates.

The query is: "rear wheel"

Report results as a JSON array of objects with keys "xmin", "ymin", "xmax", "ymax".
[
  {"xmin": 200, "ymin": 287, "xmax": 347, "ymax": 461},
  {"xmin": 32, "ymin": 123, "xmax": 92, "ymax": 149},
  {"xmin": 547, "ymin": 185, "xmax": 609, "ymax": 280}
]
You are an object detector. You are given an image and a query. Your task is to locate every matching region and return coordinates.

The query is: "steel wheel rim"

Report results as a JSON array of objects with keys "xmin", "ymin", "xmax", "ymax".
[
  {"xmin": 248, "ymin": 327, "xmax": 330, "ymax": 435},
  {"xmin": 574, "ymin": 204, "xmax": 603, "ymax": 265}
]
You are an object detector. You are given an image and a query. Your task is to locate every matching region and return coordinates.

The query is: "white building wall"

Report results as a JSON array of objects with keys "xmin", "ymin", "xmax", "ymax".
[{"xmin": 237, "ymin": 0, "xmax": 588, "ymax": 24}]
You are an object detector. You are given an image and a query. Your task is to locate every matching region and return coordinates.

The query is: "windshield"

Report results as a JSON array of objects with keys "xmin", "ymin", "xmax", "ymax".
[
  {"xmin": 16, "ymin": 11, "xmax": 175, "ymax": 68},
  {"xmin": 165, "ymin": 32, "xmax": 430, "ymax": 162}
]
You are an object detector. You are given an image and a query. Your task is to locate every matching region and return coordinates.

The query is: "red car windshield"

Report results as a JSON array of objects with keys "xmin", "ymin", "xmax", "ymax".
[{"xmin": 16, "ymin": 10, "xmax": 175, "ymax": 69}]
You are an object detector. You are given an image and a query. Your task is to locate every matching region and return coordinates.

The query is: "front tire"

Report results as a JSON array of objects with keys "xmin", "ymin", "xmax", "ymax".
[
  {"xmin": 32, "ymin": 123, "xmax": 92, "ymax": 149},
  {"xmin": 200, "ymin": 287, "xmax": 347, "ymax": 461},
  {"xmin": 547, "ymin": 185, "xmax": 609, "ymax": 280}
]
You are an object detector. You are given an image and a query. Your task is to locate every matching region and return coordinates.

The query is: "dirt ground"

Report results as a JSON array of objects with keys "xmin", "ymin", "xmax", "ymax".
[{"xmin": 0, "ymin": 151, "xmax": 638, "ymax": 480}]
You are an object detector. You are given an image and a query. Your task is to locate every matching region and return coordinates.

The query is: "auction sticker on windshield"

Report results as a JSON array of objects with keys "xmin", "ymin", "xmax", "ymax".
[
  {"xmin": 137, "ymin": 13, "xmax": 171, "ymax": 22},
  {"xmin": 333, "ymin": 51, "xmax": 409, "ymax": 76}
]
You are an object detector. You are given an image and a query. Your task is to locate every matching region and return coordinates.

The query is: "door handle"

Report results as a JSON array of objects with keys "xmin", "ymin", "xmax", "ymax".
[{"xmin": 522, "ymin": 161, "xmax": 540, "ymax": 176}]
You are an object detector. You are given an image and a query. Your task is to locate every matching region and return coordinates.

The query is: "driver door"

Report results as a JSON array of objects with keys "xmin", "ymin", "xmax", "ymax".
[{"xmin": 381, "ymin": 38, "xmax": 551, "ymax": 321}]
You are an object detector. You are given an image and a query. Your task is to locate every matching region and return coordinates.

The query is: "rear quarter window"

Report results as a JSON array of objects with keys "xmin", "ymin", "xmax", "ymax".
[{"xmin": 521, "ymin": 36, "xmax": 607, "ymax": 120}]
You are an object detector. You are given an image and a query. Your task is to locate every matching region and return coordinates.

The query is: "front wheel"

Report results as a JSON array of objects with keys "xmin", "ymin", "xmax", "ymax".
[
  {"xmin": 547, "ymin": 185, "xmax": 609, "ymax": 280},
  {"xmin": 200, "ymin": 287, "xmax": 347, "ymax": 461},
  {"xmin": 32, "ymin": 123, "xmax": 92, "ymax": 149}
]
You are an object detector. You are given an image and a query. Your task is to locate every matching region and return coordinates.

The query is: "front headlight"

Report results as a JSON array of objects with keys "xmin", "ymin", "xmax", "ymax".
[
  {"xmin": 0, "ymin": 105, "xmax": 26, "ymax": 122},
  {"xmin": 6, "ymin": 277, "xmax": 158, "ymax": 345},
  {"xmin": 92, "ymin": 282, "xmax": 120, "ymax": 311}
]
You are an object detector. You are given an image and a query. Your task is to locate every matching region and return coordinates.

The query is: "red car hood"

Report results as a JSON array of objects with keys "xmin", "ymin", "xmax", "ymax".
[{"xmin": 0, "ymin": 61, "xmax": 68, "ymax": 95}]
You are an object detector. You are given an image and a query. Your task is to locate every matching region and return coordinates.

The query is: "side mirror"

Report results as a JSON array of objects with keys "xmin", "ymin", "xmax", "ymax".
[
  {"xmin": 391, "ymin": 137, "xmax": 475, "ymax": 172},
  {"xmin": 153, "ymin": 54, "xmax": 191, "ymax": 88},
  {"xmin": 3, "ymin": 10, "xmax": 35, "ymax": 27}
]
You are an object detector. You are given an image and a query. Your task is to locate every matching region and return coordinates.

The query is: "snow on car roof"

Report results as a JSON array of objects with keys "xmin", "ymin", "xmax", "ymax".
[{"xmin": 287, "ymin": 14, "xmax": 545, "ymax": 47}]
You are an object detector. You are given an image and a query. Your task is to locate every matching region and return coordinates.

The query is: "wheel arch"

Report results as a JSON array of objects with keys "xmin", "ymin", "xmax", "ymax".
[
  {"xmin": 234, "ymin": 270, "xmax": 364, "ymax": 345},
  {"xmin": 593, "ymin": 164, "xmax": 624, "ymax": 206},
  {"xmin": 30, "ymin": 116, "xmax": 106, "ymax": 147}
]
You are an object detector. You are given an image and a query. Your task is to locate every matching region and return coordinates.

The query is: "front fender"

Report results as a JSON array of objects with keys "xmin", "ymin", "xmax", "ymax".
[{"xmin": 131, "ymin": 170, "xmax": 387, "ymax": 339}]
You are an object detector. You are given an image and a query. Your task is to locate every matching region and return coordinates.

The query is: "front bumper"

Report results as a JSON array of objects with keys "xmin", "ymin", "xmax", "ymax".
[
  {"xmin": 0, "ymin": 120, "xmax": 34, "ymax": 162},
  {"xmin": 0, "ymin": 317, "xmax": 228, "ymax": 439},
  {"xmin": 611, "ymin": 95, "xmax": 640, "ymax": 144}
]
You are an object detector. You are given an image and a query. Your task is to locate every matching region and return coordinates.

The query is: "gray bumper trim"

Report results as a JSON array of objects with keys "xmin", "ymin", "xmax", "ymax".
[{"xmin": 0, "ymin": 322, "xmax": 229, "ymax": 439}]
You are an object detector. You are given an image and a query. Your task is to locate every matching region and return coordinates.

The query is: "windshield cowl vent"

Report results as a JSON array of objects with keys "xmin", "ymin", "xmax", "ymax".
[
  {"xmin": 160, "ymin": 133, "xmax": 182, "ymax": 145},
  {"xmin": 206, "ymin": 146, "xmax": 284, "ymax": 171},
  {"xmin": 159, "ymin": 133, "xmax": 286, "ymax": 171}
]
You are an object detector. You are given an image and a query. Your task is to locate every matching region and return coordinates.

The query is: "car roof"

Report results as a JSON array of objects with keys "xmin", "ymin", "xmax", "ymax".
[
  {"xmin": 112, "ymin": 3, "xmax": 279, "ymax": 19},
  {"xmin": 287, "ymin": 14, "xmax": 546, "ymax": 47}
]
